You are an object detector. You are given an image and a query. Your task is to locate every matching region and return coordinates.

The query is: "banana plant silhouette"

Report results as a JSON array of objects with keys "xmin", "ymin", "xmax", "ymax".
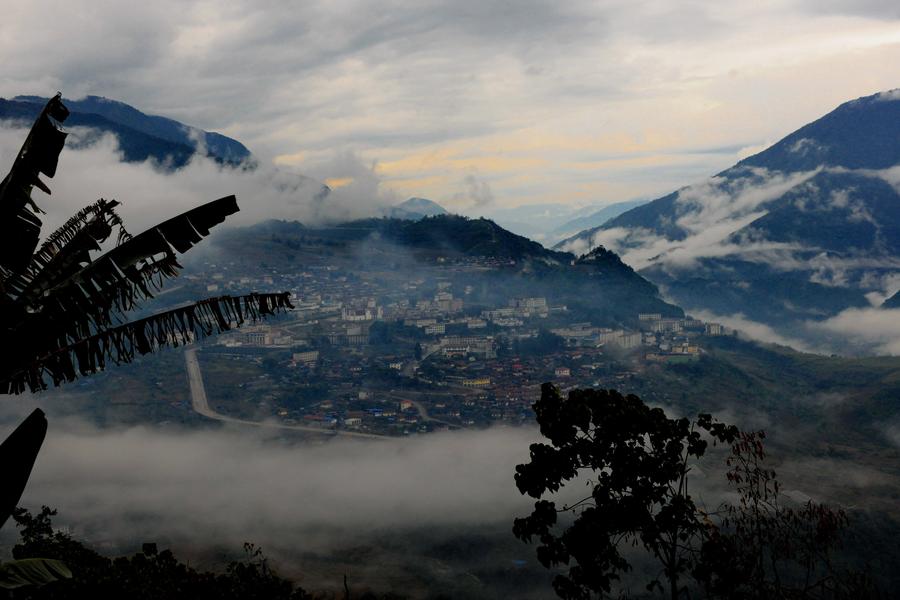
[{"xmin": 0, "ymin": 94, "xmax": 293, "ymax": 530}]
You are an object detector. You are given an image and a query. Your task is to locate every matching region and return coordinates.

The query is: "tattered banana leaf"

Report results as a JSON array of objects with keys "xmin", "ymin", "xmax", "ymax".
[
  {"xmin": 0, "ymin": 94, "xmax": 69, "ymax": 277},
  {"xmin": 21, "ymin": 196, "xmax": 240, "ymax": 331},
  {"xmin": 0, "ymin": 93, "xmax": 295, "ymax": 396},
  {"xmin": 7, "ymin": 199, "xmax": 128, "ymax": 300},
  {"xmin": 93, "ymin": 194, "xmax": 238, "ymax": 266},
  {"xmin": 0, "ymin": 409, "xmax": 47, "ymax": 529},
  {"xmin": 1, "ymin": 293, "xmax": 293, "ymax": 394},
  {"xmin": 0, "ymin": 558, "xmax": 72, "ymax": 589},
  {"xmin": 0, "ymin": 195, "xmax": 243, "ymax": 372}
]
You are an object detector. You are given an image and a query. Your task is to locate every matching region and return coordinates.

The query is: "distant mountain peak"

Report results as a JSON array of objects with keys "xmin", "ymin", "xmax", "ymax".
[
  {"xmin": 381, "ymin": 197, "xmax": 448, "ymax": 220},
  {"xmin": 398, "ymin": 197, "xmax": 447, "ymax": 215}
]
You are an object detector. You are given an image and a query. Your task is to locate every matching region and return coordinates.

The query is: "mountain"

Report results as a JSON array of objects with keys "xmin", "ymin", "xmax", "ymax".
[
  {"xmin": 382, "ymin": 197, "xmax": 448, "ymax": 220},
  {"xmin": 554, "ymin": 90, "xmax": 900, "ymax": 347},
  {"xmin": 479, "ymin": 203, "xmax": 611, "ymax": 241},
  {"xmin": 551, "ymin": 199, "xmax": 648, "ymax": 240},
  {"xmin": 1, "ymin": 95, "xmax": 251, "ymax": 167},
  {"xmin": 215, "ymin": 214, "xmax": 682, "ymax": 325},
  {"xmin": 480, "ymin": 200, "xmax": 648, "ymax": 244}
]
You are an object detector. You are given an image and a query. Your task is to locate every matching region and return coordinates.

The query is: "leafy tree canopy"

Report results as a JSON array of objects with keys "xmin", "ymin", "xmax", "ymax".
[
  {"xmin": 514, "ymin": 384, "xmax": 874, "ymax": 599},
  {"xmin": 514, "ymin": 383, "xmax": 737, "ymax": 598}
]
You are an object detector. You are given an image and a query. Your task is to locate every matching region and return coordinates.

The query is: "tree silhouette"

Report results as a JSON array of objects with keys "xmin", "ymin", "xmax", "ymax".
[
  {"xmin": 0, "ymin": 94, "xmax": 293, "ymax": 530},
  {"xmin": 7, "ymin": 506, "xmax": 310, "ymax": 599},
  {"xmin": 694, "ymin": 430, "xmax": 878, "ymax": 599},
  {"xmin": 514, "ymin": 384, "xmax": 876, "ymax": 599},
  {"xmin": 513, "ymin": 383, "xmax": 738, "ymax": 599}
]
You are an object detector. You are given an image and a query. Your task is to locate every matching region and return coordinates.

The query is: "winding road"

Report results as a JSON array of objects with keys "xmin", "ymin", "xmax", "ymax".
[{"xmin": 183, "ymin": 346, "xmax": 387, "ymax": 439}]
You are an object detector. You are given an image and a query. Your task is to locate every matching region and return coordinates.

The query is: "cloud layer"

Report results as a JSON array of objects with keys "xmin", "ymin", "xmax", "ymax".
[
  {"xmin": 809, "ymin": 307, "xmax": 900, "ymax": 355},
  {"xmin": 0, "ymin": 125, "xmax": 392, "ymax": 232},
  {"xmin": 3, "ymin": 411, "xmax": 539, "ymax": 553},
  {"xmin": 561, "ymin": 167, "xmax": 821, "ymax": 270}
]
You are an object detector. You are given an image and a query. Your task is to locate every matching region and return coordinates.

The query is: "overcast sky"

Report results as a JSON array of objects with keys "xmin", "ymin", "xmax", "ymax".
[{"xmin": 2, "ymin": 0, "xmax": 900, "ymax": 211}]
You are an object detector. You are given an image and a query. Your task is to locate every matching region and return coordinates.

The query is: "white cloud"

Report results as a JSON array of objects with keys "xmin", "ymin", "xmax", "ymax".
[
  {"xmin": 562, "ymin": 168, "xmax": 818, "ymax": 269},
  {"xmin": 861, "ymin": 272, "xmax": 900, "ymax": 305},
  {"xmin": 671, "ymin": 168, "xmax": 816, "ymax": 235},
  {"xmin": 0, "ymin": 124, "xmax": 391, "ymax": 234},
  {"xmin": 876, "ymin": 88, "xmax": 900, "ymax": 101},
  {"xmin": 687, "ymin": 309, "xmax": 821, "ymax": 353},
  {"xmin": 807, "ymin": 307, "xmax": 900, "ymax": 355},
  {"xmin": 5, "ymin": 413, "xmax": 540, "ymax": 551}
]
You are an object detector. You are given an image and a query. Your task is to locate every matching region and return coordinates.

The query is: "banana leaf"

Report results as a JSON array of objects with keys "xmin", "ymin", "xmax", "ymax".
[
  {"xmin": 0, "ymin": 558, "xmax": 71, "ymax": 589},
  {"xmin": 0, "ymin": 408, "xmax": 47, "ymax": 529},
  {"xmin": 0, "ymin": 94, "xmax": 69, "ymax": 277},
  {"xmin": 1, "ymin": 293, "xmax": 293, "ymax": 394}
]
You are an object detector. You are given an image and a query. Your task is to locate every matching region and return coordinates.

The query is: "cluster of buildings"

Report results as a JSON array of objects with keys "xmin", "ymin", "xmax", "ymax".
[
  {"xmin": 187, "ymin": 259, "xmax": 733, "ymax": 435},
  {"xmin": 636, "ymin": 313, "xmax": 730, "ymax": 362},
  {"xmin": 550, "ymin": 323, "xmax": 643, "ymax": 350}
]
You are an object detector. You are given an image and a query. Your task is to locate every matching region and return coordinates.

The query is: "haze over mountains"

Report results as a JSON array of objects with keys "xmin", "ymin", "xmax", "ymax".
[
  {"xmin": 557, "ymin": 90, "xmax": 900, "ymax": 353},
  {"xmin": 6, "ymin": 90, "xmax": 900, "ymax": 355},
  {"xmin": 0, "ymin": 94, "xmax": 389, "ymax": 229},
  {"xmin": 479, "ymin": 200, "xmax": 648, "ymax": 244},
  {"xmin": 548, "ymin": 199, "xmax": 649, "ymax": 241},
  {"xmin": 6, "ymin": 90, "xmax": 900, "ymax": 597},
  {"xmin": 216, "ymin": 214, "xmax": 681, "ymax": 326}
]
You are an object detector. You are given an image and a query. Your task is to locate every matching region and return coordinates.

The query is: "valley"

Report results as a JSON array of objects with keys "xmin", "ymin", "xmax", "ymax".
[{"xmin": 5, "ymin": 80, "xmax": 900, "ymax": 598}]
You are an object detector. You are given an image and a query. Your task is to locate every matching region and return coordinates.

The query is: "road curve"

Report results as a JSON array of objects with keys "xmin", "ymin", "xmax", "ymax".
[{"xmin": 183, "ymin": 346, "xmax": 387, "ymax": 439}]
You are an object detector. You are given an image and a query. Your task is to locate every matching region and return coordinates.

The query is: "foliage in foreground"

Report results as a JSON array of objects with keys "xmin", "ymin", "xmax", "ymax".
[
  {"xmin": 5, "ymin": 508, "xmax": 416, "ymax": 599},
  {"xmin": 5, "ymin": 506, "xmax": 309, "ymax": 600},
  {"xmin": 514, "ymin": 383, "xmax": 880, "ymax": 599},
  {"xmin": 0, "ymin": 93, "xmax": 291, "ymax": 533}
]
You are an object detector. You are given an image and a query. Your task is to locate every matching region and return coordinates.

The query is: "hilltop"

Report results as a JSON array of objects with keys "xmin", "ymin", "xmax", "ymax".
[
  {"xmin": 382, "ymin": 197, "xmax": 449, "ymax": 220},
  {"xmin": 214, "ymin": 214, "xmax": 682, "ymax": 326}
]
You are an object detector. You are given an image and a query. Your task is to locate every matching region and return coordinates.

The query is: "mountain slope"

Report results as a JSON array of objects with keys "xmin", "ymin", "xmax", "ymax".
[
  {"xmin": 560, "ymin": 90, "xmax": 900, "ymax": 248},
  {"xmin": 554, "ymin": 89, "xmax": 900, "ymax": 348},
  {"xmin": 1, "ymin": 95, "xmax": 250, "ymax": 167},
  {"xmin": 736, "ymin": 91, "xmax": 900, "ymax": 172},
  {"xmin": 552, "ymin": 199, "xmax": 648, "ymax": 239},
  {"xmin": 216, "ymin": 215, "xmax": 682, "ymax": 325}
]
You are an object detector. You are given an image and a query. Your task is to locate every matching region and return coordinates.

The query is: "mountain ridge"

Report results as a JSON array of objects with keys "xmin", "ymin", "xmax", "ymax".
[
  {"xmin": 558, "ymin": 89, "xmax": 900, "ymax": 250},
  {"xmin": 1, "ymin": 95, "xmax": 251, "ymax": 168},
  {"xmin": 552, "ymin": 89, "xmax": 900, "ymax": 346},
  {"xmin": 217, "ymin": 214, "xmax": 683, "ymax": 325}
]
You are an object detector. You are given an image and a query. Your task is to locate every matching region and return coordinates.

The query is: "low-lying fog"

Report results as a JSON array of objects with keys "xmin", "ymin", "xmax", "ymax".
[
  {"xmin": 1, "ymin": 409, "xmax": 536, "ymax": 547},
  {"xmin": 2, "ymin": 395, "xmax": 899, "ymax": 596}
]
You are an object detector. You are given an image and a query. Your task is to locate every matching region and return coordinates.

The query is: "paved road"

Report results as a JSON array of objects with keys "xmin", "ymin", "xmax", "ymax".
[
  {"xmin": 183, "ymin": 346, "xmax": 387, "ymax": 439},
  {"xmin": 387, "ymin": 392, "xmax": 461, "ymax": 429}
]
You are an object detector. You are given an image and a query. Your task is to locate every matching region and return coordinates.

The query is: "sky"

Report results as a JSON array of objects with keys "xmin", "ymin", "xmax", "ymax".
[{"xmin": 2, "ymin": 1, "xmax": 900, "ymax": 213}]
